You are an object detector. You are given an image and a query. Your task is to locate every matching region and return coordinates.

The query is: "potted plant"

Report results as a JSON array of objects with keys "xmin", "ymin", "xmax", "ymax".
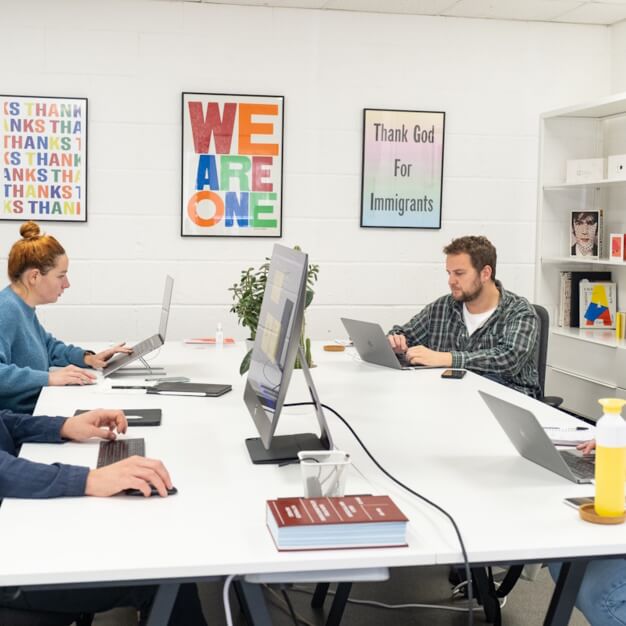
[{"xmin": 229, "ymin": 248, "xmax": 319, "ymax": 375}]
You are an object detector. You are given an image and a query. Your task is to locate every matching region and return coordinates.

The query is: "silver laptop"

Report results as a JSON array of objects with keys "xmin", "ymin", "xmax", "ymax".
[
  {"xmin": 478, "ymin": 390, "xmax": 594, "ymax": 484},
  {"xmin": 340, "ymin": 318, "xmax": 438, "ymax": 370},
  {"xmin": 102, "ymin": 276, "xmax": 174, "ymax": 377}
]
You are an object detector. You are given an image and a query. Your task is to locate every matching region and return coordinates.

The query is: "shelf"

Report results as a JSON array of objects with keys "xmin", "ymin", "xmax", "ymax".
[
  {"xmin": 543, "ymin": 179, "xmax": 626, "ymax": 191},
  {"xmin": 542, "ymin": 256, "xmax": 626, "ymax": 266},
  {"xmin": 551, "ymin": 326, "xmax": 621, "ymax": 348},
  {"xmin": 542, "ymin": 93, "xmax": 626, "ymax": 120}
]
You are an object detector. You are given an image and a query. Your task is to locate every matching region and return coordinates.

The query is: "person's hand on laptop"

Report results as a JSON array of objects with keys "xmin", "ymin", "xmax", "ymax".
[
  {"xmin": 388, "ymin": 333, "xmax": 408, "ymax": 353},
  {"xmin": 60, "ymin": 409, "xmax": 128, "ymax": 442},
  {"xmin": 577, "ymin": 439, "xmax": 596, "ymax": 455},
  {"xmin": 84, "ymin": 342, "xmax": 133, "ymax": 369},
  {"xmin": 49, "ymin": 365, "xmax": 97, "ymax": 386},
  {"xmin": 406, "ymin": 345, "xmax": 452, "ymax": 367},
  {"xmin": 85, "ymin": 456, "xmax": 173, "ymax": 497}
]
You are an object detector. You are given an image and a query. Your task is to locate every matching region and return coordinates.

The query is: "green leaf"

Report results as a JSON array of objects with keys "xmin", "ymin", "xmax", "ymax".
[{"xmin": 240, "ymin": 349, "xmax": 253, "ymax": 375}]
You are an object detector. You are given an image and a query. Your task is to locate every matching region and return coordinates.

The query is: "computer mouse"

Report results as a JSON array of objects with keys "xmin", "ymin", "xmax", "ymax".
[{"xmin": 123, "ymin": 485, "xmax": 178, "ymax": 497}]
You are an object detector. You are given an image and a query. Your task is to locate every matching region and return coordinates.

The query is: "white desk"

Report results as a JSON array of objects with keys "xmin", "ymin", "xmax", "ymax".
[{"xmin": 0, "ymin": 342, "xmax": 621, "ymax": 625}]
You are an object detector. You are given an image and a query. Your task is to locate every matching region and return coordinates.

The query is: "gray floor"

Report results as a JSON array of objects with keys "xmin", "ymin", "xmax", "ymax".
[{"xmin": 92, "ymin": 565, "xmax": 589, "ymax": 625}]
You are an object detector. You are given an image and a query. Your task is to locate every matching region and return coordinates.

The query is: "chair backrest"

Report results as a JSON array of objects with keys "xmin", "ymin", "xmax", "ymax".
[{"xmin": 532, "ymin": 303, "xmax": 549, "ymax": 399}]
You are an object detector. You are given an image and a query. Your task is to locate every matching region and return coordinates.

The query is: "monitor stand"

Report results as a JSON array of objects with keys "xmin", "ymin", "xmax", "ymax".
[
  {"xmin": 246, "ymin": 433, "xmax": 327, "ymax": 465},
  {"xmin": 245, "ymin": 346, "xmax": 333, "ymax": 465}
]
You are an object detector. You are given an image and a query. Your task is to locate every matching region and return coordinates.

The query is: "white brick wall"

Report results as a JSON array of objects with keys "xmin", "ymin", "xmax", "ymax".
[{"xmin": 0, "ymin": 0, "xmax": 612, "ymax": 342}]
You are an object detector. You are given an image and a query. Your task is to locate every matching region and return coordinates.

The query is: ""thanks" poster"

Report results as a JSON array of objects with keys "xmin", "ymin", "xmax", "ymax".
[{"xmin": 1, "ymin": 95, "xmax": 87, "ymax": 222}]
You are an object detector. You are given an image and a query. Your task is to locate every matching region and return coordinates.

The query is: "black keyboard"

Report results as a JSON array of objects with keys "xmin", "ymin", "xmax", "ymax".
[
  {"xmin": 97, "ymin": 438, "xmax": 145, "ymax": 468},
  {"xmin": 561, "ymin": 451, "xmax": 595, "ymax": 480}
]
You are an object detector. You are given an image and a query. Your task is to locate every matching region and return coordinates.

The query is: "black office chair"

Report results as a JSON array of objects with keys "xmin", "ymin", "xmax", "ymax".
[
  {"xmin": 0, "ymin": 608, "xmax": 93, "ymax": 626},
  {"xmin": 532, "ymin": 303, "xmax": 563, "ymax": 408}
]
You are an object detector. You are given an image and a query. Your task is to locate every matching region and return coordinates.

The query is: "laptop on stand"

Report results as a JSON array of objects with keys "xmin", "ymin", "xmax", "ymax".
[
  {"xmin": 102, "ymin": 275, "xmax": 174, "ymax": 378},
  {"xmin": 340, "ymin": 318, "xmax": 439, "ymax": 370},
  {"xmin": 478, "ymin": 390, "xmax": 594, "ymax": 484}
]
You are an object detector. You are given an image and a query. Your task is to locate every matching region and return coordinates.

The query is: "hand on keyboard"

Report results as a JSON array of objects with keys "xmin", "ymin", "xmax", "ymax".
[{"xmin": 85, "ymin": 455, "xmax": 174, "ymax": 498}]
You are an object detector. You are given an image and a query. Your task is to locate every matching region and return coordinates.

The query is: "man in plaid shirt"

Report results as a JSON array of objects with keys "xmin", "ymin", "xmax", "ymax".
[{"xmin": 388, "ymin": 235, "xmax": 540, "ymax": 398}]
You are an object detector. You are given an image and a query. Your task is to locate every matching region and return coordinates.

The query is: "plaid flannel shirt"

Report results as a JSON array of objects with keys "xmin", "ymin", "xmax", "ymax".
[{"xmin": 390, "ymin": 281, "xmax": 540, "ymax": 398}]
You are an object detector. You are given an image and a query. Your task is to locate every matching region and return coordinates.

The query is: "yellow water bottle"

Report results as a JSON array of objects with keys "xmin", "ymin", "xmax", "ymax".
[{"xmin": 595, "ymin": 398, "xmax": 626, "ymax": 517}]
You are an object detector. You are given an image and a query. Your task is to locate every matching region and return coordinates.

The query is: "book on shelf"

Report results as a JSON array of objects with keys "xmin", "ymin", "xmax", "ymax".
[
  {"xmin": 266, "ymin": 494, "xmax": 409, "ymax": 551},
  {"xmin": 616, "ymin": 311, "xmax": 626, "ymax": 339},
  {"xmin": 558, "ymin": 270, "xmax": 612, "ymax": 328},
  {"xmin": 569, "ymin": 209, "xmax": 603, "ymax": 259},
  {"xmin": 579, "ymin": 280, "xmax": 617, "ymax": 329}
]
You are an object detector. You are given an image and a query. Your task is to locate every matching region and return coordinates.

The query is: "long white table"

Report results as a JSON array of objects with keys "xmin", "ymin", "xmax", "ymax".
[{"xmin": 0, "ymin": 342, "xmax": 622, "ymax": 625}]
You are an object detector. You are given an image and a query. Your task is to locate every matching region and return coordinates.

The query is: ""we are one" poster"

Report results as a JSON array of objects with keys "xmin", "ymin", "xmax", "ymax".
[{"xmin": 181, "ymin": 93, "xmax": 283, "ymax": 238}]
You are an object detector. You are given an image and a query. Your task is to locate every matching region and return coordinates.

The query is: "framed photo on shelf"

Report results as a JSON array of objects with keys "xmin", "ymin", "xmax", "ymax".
[
  {"xmin": 0, "ymin": 94, "xmax": 87, "ymax": 222},
  {"xmin": 360, "ymin": 108, "xmax": 445, "ymax": 229},
  {"xmin": 570, "ymin": 210, "xmax": 602, "ymax": 259},
  {"xmin": 181, "ymin": 92, "xmax": 284, "ymax": 238}
]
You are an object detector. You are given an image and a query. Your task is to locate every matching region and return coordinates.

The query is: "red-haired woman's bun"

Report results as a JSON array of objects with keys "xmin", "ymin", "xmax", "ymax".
[{"xmin": 19, "ymin": 221, "xmax": 41, "ymax": 240}]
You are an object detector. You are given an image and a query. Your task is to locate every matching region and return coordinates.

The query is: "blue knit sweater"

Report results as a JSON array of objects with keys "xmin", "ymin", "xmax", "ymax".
[
  {"xmin": 0, "ymin": 286, "xmax": 86, "ymax": 414},
  {"xmin": 0, "ymin": 410, "xmax": 88, "ymax": 498}
]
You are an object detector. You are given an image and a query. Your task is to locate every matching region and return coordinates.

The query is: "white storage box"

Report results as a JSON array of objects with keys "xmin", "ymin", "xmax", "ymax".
[
  {"xmin": 566, "ymin": 158, "xmax": 604, "ymax": 183},
  {"xmin": 608, "ymin": 154, "xmax": 626, "ymax": 181}
]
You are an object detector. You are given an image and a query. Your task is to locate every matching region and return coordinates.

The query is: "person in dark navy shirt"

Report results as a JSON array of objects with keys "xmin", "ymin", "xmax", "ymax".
[{"xmin": 0, "ymin": 408, "xmax": 207, "ymax": 625}]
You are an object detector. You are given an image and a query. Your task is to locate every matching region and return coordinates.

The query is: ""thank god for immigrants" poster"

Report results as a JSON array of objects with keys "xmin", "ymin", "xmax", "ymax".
[
  {"xmin": 361, "ymin": 108, "xmax": 444, "ymax": 230},
  {"xmin": 1, "ymin": 95, "xmax": 87, "ymax": 222},
  {"xmin": 181, "ymin": 92, "xmax": 283, "ymax": 238}
]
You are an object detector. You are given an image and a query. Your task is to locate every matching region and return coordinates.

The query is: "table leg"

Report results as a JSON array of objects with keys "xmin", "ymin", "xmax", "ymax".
[
  {"xmin": 234, "ymin": 580, "xmax": 274, "ymax": 626},
  {"xmin": 544, "ymin": 560, "xmax": 589, "ymax": 626},
  {"xmin": 145, "ymin": 583, "xmax": 180, "ymax": 626}
]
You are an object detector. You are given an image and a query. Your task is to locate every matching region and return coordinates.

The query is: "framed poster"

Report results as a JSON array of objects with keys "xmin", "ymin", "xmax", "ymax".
[
  {"xmin": 181, "ymin": 92, "xmax": 284, "ymax": 238},
  {"xmin": 1, "ymin": 94, "xmax": 87, "ymax": 222},
  {"xmin": 361, "ymin": 108, "xmax": 444, "ymax": 229}
]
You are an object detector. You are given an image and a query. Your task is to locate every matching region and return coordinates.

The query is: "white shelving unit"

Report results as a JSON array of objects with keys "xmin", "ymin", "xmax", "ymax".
[{"xmin": 536, "ymin": 92, "xmax": 626, "ymax": 420}]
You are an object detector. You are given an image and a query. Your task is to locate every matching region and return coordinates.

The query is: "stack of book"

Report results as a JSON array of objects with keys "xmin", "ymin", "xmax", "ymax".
[
  {"xmin": 266, "ymin": 495, "xmax": 408, "ymax": 551},
  {"xmin": 558, "ymin": 271, "xmax": 612, "ymax": 327}
]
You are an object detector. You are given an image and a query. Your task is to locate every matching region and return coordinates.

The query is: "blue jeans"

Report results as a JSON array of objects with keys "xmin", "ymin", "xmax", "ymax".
[{"xmin": 549, "ymin": 560, "xmax": 626, "ymax": 625}]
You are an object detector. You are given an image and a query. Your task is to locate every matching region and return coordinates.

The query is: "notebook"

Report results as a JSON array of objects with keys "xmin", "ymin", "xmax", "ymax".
[
  {"xmin": 340, "ymin": 318, "xmax": 439, "ymax": 370},
  {"xmin": 146, "ymin": 382, "xmax": 232, "ymax": 397},
  {"xmin": 478, "ymin": 390, "xmax": 594, "ymax": 484},
  {"xmin": 74, "ymin": 409, "xmax": 162, "ymax": 427},
  {"xmin": 102, "ymin": 275, "xmax": 174, "ymax": 377}
]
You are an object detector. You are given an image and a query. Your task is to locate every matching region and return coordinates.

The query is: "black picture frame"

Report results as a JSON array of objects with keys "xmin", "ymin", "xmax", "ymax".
[
  {"xmin": 0, "ymin": 94, "xmax": 88, "ymax": 223},
  {"xmin": 360, "ymin": 108, "xmax": 445, "ymax": 230},
  {"xmin": 181, "ymin": 92, "xmax": 284, "ymax": 238}
]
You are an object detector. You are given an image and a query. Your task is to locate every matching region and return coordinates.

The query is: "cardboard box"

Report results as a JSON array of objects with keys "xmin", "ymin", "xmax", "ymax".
[
  {"xmin": 608, "ymin": 154, "xmax": 626, "ymax": 181},
  {"xmin": 566, "ymin": 158, "xmax": 604, "ymax": 183}
]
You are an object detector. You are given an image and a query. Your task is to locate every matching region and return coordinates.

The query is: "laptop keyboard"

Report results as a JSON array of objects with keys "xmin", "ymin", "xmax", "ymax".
[
  {"xmin": 560, "ymin": 450, "xmax": 595, "ymax": 480},
  {"xmin": 97, "ymin": 438, "xmax": 145, "ymax": 467}
]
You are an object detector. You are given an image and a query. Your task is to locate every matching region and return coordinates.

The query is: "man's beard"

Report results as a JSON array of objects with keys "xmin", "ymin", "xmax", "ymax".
[{"xmin": 452, "ymin": 279, "xmax": 483, "ymax": 303}]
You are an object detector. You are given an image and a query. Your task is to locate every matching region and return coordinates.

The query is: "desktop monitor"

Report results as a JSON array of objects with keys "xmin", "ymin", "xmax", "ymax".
[{"xmin": 243, "ymin": 244, "xmax": 333, "ymax": 464}]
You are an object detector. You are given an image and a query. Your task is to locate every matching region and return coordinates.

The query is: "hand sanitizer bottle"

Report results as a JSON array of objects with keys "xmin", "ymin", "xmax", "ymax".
[
  {"xmin": 595, "ymin": 397, "xmax": 626, "ymax": 517},
  {"xmin": 215, "ymin": 323, "xmax": 224, "ymax": 348}
]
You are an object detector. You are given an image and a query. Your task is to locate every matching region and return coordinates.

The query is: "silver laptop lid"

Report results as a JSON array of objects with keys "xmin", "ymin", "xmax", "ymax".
[
  {"xmin": 478, "ymin": 390, "xmax": 590, "ymax": 484},
  {"xmin": 159, "ymin": 275, "xmax": 174, "ymax": 340},
  {"xmin": 340, "ymin": 318, "xmax": 403, "ymax": 369}
]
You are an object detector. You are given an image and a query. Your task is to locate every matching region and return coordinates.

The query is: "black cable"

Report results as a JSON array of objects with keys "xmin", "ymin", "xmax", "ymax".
[
  {"xmin": 285, "ymin": 401, "xmax": 475, "ymax": 626},
  {"xmin": 280, "ymin": 586, "xmax": 301, "ymax": 626}
]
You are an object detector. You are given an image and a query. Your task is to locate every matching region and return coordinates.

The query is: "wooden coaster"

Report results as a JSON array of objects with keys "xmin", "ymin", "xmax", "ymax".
[
  {"xmin": 579, "ymin": 502, "xmax": 625, "ymax": 525},
  {"xmin": 323, "ymin": 344, "xmax": 345, "ymax": 352}
]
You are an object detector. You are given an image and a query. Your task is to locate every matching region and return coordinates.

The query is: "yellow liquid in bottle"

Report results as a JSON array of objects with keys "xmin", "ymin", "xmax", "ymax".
[{"xmin": 595, "ymin": 445, "xmax": 626, "ymax": 517}]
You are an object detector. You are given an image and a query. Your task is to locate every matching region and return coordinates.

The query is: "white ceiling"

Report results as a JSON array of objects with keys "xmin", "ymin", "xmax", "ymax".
[{"xmin": 159, "ymin": 0, "xmax": 626, "ymax": 25}]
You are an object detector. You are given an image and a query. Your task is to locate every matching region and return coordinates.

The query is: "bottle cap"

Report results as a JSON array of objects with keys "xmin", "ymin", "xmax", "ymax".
[{"xmin": 598, "ymin": 398, "xmax": 626, "ymax": 414}]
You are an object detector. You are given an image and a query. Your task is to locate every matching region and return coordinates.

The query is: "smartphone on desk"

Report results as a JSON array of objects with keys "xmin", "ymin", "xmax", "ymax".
[
  {"xmin": 441, "ymin": 369, "xmax": 466, "ymax": 379},
  {"xmin": 564, "ymin": 496, "xmax": 594, "ymax": 509}
]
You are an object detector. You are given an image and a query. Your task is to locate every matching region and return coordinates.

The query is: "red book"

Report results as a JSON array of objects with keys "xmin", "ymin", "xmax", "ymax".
[{"xmin": 266, "ymin": 495, "xmax": 408, "ymax": 551}]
